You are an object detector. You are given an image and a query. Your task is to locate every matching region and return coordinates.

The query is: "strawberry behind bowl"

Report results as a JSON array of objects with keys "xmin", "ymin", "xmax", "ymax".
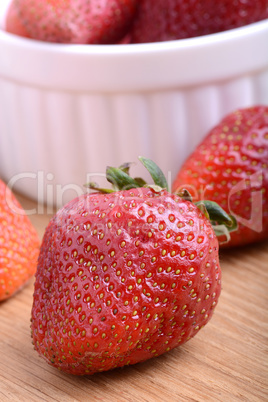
[{"xmin": 30, "ymin": 158, "xmax": 236, "ymax": 375}]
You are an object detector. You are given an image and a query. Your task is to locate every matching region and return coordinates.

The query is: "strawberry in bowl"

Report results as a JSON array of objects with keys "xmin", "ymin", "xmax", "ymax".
[
  {"xmin": 129, "ymin": 0, "xmax": 268, "ymax": 43},
  {"xmin": 6, "ymin": 0, "xmax": 139, "ymax": 43},
  {"xmin": 30, "ymin": 158, "xmax": 236, "ymax": 375},
  {"xmin": 5, "ymin": 0, "xmax": 268, "ymax": 43}
]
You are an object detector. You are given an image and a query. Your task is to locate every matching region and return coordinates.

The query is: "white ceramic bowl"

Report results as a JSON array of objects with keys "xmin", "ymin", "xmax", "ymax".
[{"xmin": 0, "ymin": 0, "xmax": 268, "ymax": 207}]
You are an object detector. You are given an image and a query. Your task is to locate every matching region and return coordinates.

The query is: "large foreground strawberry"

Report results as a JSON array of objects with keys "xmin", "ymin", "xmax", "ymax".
[
  {"xmin": 9, "ymin": 0, "xmax": 138, "ymax": 44},
  {"xmin": 0, "ymin": 179, "xmax": 40, "ymax": 301},
  {"xmin": 129, "ymin": 0, "xmax": 268, "ymax": 43},
  {"xmin": 172, "ymin": 106, "xmax": 268, "ymax": 248},
  {"xmin": 31, "ymin": 158, "xmax": 235, "ymax": 375}
]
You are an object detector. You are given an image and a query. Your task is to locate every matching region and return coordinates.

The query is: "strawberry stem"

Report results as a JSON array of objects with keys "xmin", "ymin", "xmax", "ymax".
[
  {"xmin": 139, "ymin": 156, "xmax": 169, "ymax": 191},
  {"xmin": 106, "ymin": 167, "xmax": 141, "ymax": 191},
  {"xmin": 195, "ymin": 201, "xmax": 234, "ymax": 228},
  {"xmin": 85, "ymin": 182, "xmax": 114, "ymax": 194},
  {"xmin": 85, "ymin": 157, "xmax": 237, "ymax": 244},
  {"xmin": 196, "ymin": 201, "xmax": 238, "ymax": 243},
  {"xmin": 176, "ymin": 189, "xmax": 193, "ymax": 203},
  {"xmin": 118, "ymin": 163, "xmax": 133, "ymax": 175}
]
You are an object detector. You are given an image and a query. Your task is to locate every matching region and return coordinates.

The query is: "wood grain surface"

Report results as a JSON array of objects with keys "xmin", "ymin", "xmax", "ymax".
[{"xmin": 0, "ymin": 195, "xmax": 267, "ymax": 402}]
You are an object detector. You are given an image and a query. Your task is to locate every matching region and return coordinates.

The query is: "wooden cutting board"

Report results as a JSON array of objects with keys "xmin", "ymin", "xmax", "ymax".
[{"xmin": 0, "ymin": 195, "xmax": 267, "ymax": 402}]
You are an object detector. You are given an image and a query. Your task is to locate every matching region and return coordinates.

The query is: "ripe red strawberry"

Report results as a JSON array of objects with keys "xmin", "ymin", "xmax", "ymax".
[
  {"xmin": 0, "ymin": 179, "xmax": 40, "ymax": 301},
  {"xmin": 31, "ymin": 158, "xmax": 234, "ymax": 375},
  {"xmin": 9, "ymin": 0, "xmax": 138, "ymax": 44},
  {"xmin": 172, "ymin": 106, "xmax": 268, "ymax": 248},
  {"xmin": 5, "ymin": 0, "xmax": 31, "ymax": 39},
  {"xmin": 129, "ymin": 0, "xmax": 268, "ymax": 43}
]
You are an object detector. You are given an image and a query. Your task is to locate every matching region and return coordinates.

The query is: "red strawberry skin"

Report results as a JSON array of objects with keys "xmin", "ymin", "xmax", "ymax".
[
  {"xmin": 31, "ymin": 187, "xmax": 221, "ymax": 375},
  {"xmin": 172, "ymin": 106, "xmax": 268, "ymax": 248},
  {"xmin": 5, "ymin": 0, "xmax": 31, "ymax": 39},
  {"xmin": 0, "ymin": 180, "xmax": 40, "ymax": 301},
  {"xmin": 10, "ymin": 0, "xmax": 138, "ymax": 44},
  {"xmin": 129, "ymin": 0, "xmax": 268, "ymax": 43}
]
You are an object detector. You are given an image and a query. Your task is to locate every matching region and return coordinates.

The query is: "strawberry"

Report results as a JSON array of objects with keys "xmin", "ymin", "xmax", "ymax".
[
  {"xmin": 0, "ymin": 179, "xmax": 40, "ymax": 301},
  {"xmin": 31, "ymin": 157, "xmax": 235, "ymax": 375},
  {"xmin": 129, "ymin": 0, "xmax": 268, "ymax": 43},
  {"xmin": 5, "ymin": 0, "xmax": 31, "ymax": 39},
  {"xmin": 10, "ymin": 0, "xmax": 138, "ymax": 44},
  {"xmin": 172, "ymin": 106, "xmax": 268, "ymax": 248}
]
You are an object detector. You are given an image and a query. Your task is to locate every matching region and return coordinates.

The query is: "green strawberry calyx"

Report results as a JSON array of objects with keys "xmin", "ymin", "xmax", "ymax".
[{"xmin": 86, "ymin": 156, "xmax": 237, "ymax": 244}]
